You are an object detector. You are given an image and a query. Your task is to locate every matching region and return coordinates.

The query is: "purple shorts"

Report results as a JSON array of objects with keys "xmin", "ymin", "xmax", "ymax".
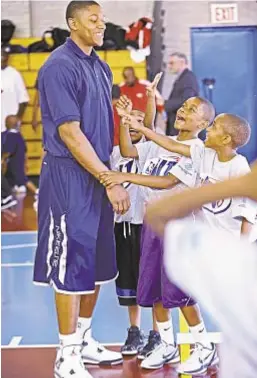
[
  {"xmin": 33, "ymin": 153, "xmax": 117, "ymax": 294},
  {"xmin": 137, "ymin": 222, "xmax": 196, "ymax": 309}
]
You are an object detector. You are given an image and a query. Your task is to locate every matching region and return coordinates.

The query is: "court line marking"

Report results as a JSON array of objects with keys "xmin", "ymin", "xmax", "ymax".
[
  {"xmin": 1, "ymin": 343, "xmax": 123, "ymax": 349},
  {"xmin": 1, "ymin": 262, "xmax": 34, "ymax": 268},
  {"xmin": 1, "ymin": 333, "xmax": 222, "ymax": 349},
  {"xmin": 1, "ymin": 243, "xmax": 37, "ymax": 250},
  {"xmin": 8, "ymin": 336, "xmax": 23, "ymax": 347},
  {"xmin": 2, "ymin": 231, "xmax": 37, "ymax": 235}
]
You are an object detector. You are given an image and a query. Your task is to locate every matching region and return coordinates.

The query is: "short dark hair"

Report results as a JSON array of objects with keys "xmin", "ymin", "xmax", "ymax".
[
  {"xmin": 198, "ymin": 97, "xmax": 216, "ymax": 124},
  {"xmin": 123, "ymin": 67, "xmax": 135, "ymax": 76},
  {"xmin": 222, "ymin": 114, "xmax": 251, "ymax": 149},
  {"xmin": 66, "ymin": 1, "xmax": 100, "ymax": 27},
  {"xmin": 170, "ymin": 52, "xmax": 188, "ymax": 64}
]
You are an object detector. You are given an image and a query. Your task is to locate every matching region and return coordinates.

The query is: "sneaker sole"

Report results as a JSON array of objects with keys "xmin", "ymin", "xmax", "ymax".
[
  {"xmin": 177, "ymin": 355, "xmax": 219, "ymax": 375},
  {"xmin": 82, "ymin": 358, "xmax": 123, "ymax": 366},
  {"xmin": 55, "ymin": 369, "xmax": 92, "ymax": 378},
  {"xmin": 137, "ymin": 354, "xmax": 146, "ymax": 360},
  {"xmin": 122, "ymin": 350, "xmax": 139, "ymax": 356}
]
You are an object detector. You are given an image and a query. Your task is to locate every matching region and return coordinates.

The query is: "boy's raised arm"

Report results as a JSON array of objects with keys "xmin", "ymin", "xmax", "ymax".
[
  {"xmin": 123, "ymin": 117, "xmax": 191, "ymax": 158},
  {"xmin": 144, "ymin": 73, "xmax": 163, "ymax": 129}
]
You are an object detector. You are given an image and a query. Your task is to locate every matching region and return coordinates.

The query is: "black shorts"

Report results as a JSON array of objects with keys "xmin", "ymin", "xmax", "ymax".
[{"xmin": 115, "ymin": 222, "xmax": 142, "ymax": 306}]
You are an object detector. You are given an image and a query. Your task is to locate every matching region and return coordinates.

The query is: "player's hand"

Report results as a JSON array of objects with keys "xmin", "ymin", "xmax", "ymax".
[
  {"xmin": 99, "ymin": 171, "xmax": 127, "ymax": 189},
  {"xmin": 122, "ymin": 115, "xmax": 144, "ymax": 132},
  {"xmin": 116, "ymin": 95, "xmax": 133, "ymax": 117},
  {"xmin": 146, "ymin": 72, "xmax": 163, "ymax": 97},
  {"xmin": 106, "ymin": 185, "xmax": 131, "ymax": 215}
]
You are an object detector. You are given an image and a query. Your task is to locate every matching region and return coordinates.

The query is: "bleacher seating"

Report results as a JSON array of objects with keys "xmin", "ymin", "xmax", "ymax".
[{"xmin": 9, "ymin": 38, "xmax": 147, "ymax": 176}]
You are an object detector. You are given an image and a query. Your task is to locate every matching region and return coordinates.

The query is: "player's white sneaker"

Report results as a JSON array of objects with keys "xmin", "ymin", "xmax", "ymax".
[
  {"xmin": 177, "ymin": 342, "xmax": 219, "ymax": 375},
  {"xmin": 54, "ymin": 345, "xmax": 92, "ymax": 378},
  {"xmin": 81, "ymin": 330, "xmax": 123, "ymax": 366},
  {"xmin": 141, "ymin": 341, "xmax": 180, "ymax": 369}
]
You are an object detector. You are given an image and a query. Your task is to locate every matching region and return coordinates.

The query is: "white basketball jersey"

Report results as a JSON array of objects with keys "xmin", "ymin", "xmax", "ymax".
[
  {"xmin": 173, "ymin": 144, "xmax": 257, "ymax": 237},
  {"xmin": 136, "ymin": 136, "xmax": 202, "ymax": 204},
  {"xmin": 111, "ymin": 145, "xmax": 145, "ymax": 224}
]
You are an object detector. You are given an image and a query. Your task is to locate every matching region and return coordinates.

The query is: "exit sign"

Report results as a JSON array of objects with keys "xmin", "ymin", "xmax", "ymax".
[{"xmin": 210, "ymin": 3, "xmax": 238, "ymax": 24}]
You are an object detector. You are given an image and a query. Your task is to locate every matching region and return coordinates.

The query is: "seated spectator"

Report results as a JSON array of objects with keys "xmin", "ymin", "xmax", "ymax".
[
  {"xmin": 1, "ymin": 156, "xmax": 17, "ymax": 211},
  {"xmin": 120, "ymin": 67, "xmax": 164, "ymax": 116},
  {"xmin": 1, "ymin": 46, "xmax": 29, "ymax": 132},
  {"xmin": 2, "ymin": 115, "xmax": 38, "ymax": 195}
]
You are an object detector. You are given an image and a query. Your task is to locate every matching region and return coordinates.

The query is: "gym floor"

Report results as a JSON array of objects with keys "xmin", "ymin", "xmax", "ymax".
[{"xmin": 1, "ymin": 195, "xmax": 219, "ymax": 377}]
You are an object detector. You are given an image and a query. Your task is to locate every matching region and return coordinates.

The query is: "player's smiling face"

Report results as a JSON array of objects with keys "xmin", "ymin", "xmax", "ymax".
[
  {"xmin": 72, "ymin": 5, "xmax": 106, "ymax": 47},
  {"xmin": 174, "ymin": 97, "xmax": 206, "ymax": 132},
  {"xmin": 205, "ymin": 115, "xmax": 227, "ymax": 148}
]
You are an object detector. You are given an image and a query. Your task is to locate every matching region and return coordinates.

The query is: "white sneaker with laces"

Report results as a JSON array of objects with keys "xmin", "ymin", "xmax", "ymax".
[
  {"xmin": 141, "ymin": 341, "xmax": 180, "ymax": 370},
  {"xmin": 54, "ymin": 345, "xmax": 92, "ymax": 378},
  {"xmin": 176, "ymin": 342, "xmax": 219, "ymax": 376},
  {"xmin": 81, "ymin": 329, "xmax": 123, "ymax": 366}
]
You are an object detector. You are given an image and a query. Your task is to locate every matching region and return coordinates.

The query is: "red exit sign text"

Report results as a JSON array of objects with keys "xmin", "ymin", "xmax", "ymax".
[{"xmin": 211, "ymin": 3, "xmax": 238, "ymax": 24}]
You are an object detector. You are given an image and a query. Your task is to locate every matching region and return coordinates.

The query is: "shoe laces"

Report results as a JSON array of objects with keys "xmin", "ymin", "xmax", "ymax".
[
  {"xmin": 56, "ymin": 344, "xmax": 83, "ymax": 369},
  {"xmin": 142, "ymin": 332, "xmax": 160, "ymax": 354},
  {"xmin": 124, "ymin": 327, "xmax": 140, "ymax": 346},
  {"xmin": 188, "ymin": 342, "xmax": 210, "ymax": 365},
  {"xmin": 82, "ymin": 336, "xmax": 105, "ymax": 352}
]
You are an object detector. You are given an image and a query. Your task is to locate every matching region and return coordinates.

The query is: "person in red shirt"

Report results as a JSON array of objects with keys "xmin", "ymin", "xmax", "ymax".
[{"xmin": 120, "ymin": 66, "xmax": 165, "ymax": 116}]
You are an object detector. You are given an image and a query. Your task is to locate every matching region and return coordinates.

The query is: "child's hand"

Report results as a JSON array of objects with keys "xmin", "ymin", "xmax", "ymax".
[
  {"xmin": 146, "ymin": 72, "xmax": 163, "ymax": 97},
  {"xmin": 99, "ymin": 171, "xmax": 127, "ymax": 189},
  {"xmin": 122, "ymin": 115, "xmax": 144, "ymax": 132},
  {"xmin": 116, "ymin": 95, "xmax": 133, "ymax": 117}
]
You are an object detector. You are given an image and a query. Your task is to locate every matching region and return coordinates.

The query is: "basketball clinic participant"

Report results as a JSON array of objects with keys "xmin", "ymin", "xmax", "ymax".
[
  {"xmin": 145, "ymin": 164, "xmax": 257, "ymax": 378},
  {"xmin": 110, "ymin": 74, "xmax": 162, "ymax": 355}
]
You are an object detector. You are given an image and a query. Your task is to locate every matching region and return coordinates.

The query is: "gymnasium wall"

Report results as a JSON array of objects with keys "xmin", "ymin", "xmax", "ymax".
[
  {"xmin": 161, "ymin": 1, "xmax": 257, "ymax": 99},
  {"xmin": 1, "ymin": 0, "xmax": 155, "ymax": 37},
  {"xmin": 162, "ymin": 1, "xmax": 257, "ymax": 65}
]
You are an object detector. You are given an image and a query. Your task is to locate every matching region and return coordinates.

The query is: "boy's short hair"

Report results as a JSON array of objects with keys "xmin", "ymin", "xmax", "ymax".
[
  {"xmin": 198, "ymin": 97, "xmax": 215, "ymax": 124},
  {"xmin": 222, "ymin": 114, "xmax": 251, "ymax": 148}
]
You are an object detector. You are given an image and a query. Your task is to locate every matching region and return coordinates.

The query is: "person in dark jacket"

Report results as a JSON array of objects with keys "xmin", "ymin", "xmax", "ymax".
[{"xmin": 165, "ymin": 53, "xmax": 199, "ymax": 135}]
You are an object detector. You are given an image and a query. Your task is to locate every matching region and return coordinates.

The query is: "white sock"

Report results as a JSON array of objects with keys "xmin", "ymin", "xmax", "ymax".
[
  {"xmin": 59, "ymin": 332, "xmax": 80, "ymax": 355},
  {"xmin": 157, "ymin": 320, "xmax": 175, "ymax": 345},
  {"xmin": 189, "ymin": 322, "xmax": 211, "ymax": 348},
  {"xmin": 77, "ymin": 317, "xmax": 92, "ymax": 341}
]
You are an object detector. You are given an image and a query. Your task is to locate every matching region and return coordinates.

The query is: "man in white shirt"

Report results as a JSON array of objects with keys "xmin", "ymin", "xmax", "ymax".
[{"xmin": 1, "ymin": 46, "xmax": 29, "ymax": 132}]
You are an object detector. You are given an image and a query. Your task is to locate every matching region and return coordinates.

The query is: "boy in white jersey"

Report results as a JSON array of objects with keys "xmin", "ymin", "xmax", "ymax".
[
  {"xmin": 100, "ymin": 96, "xmax": 218, "ymax": 373},
  {"xmin": 111, "ymin": 109, "xmax": 146, "ymax": 355},
  {"xmin": 111, "ymin": 73, "xmax": 163, "ymax": 356},
  {"xmin": 145, "ymin": 163, "xmax": 257, "ymax": 378},
  {"xmin": 126, "ymin": 112, "xmax": 255, "ymax": 375}
]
